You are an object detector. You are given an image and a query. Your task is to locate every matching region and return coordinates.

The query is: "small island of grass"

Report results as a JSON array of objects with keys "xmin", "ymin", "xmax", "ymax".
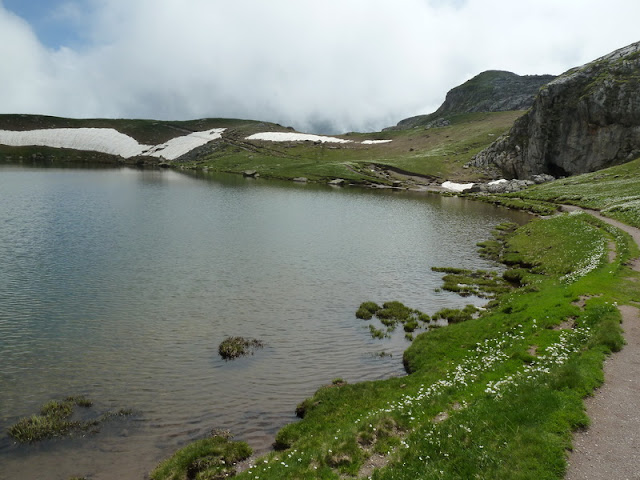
[{"xmin": 218, "ymin": 336, "xmax": 264, "ymax": 360}]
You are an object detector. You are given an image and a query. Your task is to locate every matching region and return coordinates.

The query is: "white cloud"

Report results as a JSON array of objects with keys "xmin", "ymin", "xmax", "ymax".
[{"xmin": 0, "ymin": 0, "xmax": 639, "ymax": 133}]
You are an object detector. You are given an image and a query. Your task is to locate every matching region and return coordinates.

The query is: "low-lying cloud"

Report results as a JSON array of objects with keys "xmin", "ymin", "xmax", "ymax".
[{"xmin": 1, "ymin": 0, "xmax": 639, "ymax": 133}]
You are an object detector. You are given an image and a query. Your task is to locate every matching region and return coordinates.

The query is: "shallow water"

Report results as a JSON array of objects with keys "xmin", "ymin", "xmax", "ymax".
[{"xmin": 0, "ymin": 165, "xmax": 529, "ymax": 479}]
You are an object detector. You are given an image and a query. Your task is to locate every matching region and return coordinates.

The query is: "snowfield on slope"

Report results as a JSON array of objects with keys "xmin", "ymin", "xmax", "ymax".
[
  {"xmin": 245, "ymin": 132, "xmax": 352, "ymax": 143},
  {"xmin": 245, "ymin": 132, "xmax": 393, "ymax": 145},
  {"xmin": 0, "ymin": 128, "xmax": 225, "ymax": 160}
]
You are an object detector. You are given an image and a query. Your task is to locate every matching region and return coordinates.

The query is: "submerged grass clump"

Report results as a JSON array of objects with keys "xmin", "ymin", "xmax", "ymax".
[
  {"xmin": 358, "ymin": 301, "xmax": 427, "ymax": 339},
  {"xmin": 218, "ymin": 336, "xmax": 264, "ymax": 360},
  {"xmin": 432, "ymin": 305, "xmax": 478, "ymax": 324},
  {"xmin": 434, "ymin": 268, "xmax": 511, "ymax": 298},
  {"xmin": 356, "ymin": 301, "xmax": 380, "ymax": 320},
  {"xmin": 7, "ymin": 396, "xmax": 132, "ymax": 443}
]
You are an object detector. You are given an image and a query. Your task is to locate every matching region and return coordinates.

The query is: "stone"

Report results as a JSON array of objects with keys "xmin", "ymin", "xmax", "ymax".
[
  {"xmin": 242, "ymin": 170, "xmax": 259, "ymax": 177},
  {"xmin": 531, "ymin": 174, "xmax": 555, "ymax": 184},
  {"xmin": 328, "ymin": 178, "xmax": 345, "ymax": 186}
]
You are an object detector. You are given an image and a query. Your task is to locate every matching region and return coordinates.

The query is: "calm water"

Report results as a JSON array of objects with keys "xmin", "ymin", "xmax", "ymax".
[{"xmin": 0, "ymin": 166, "xmax": 529, "ymax": 479}]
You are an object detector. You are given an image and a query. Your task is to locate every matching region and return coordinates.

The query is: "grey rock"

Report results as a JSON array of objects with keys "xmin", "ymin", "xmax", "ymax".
[
  {"xmin": 467, "ymin": 183, "xmax": 485, "ymax": 193},
  {"xmin": 328, "ymin": 178, "xmax": 345, "ymax": 186},
  {"xmin": 293, "ymin": 177, "xmax": 308, "ymax": 183},
  {"xmin": 242, "ymin": 170, "xmax": 259, "ymax": 177},
  {"xmin": 471, "ymin": 41, "xmax": 640, "ymax": 179},
  {"xmin": 531, "ymin": 174, "xmax": 555, "ymax": 184}
]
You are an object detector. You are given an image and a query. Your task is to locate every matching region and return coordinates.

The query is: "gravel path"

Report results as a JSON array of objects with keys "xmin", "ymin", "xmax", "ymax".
[{"xmin": 564, "ymin": 208, "xmax": 640, "ymax": 480}]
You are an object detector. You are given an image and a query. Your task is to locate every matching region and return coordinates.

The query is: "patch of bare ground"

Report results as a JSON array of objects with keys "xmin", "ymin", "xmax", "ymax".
[
  {"xmin": 553, "ymin": 317, "xmax": 577, "ymax": 331},
  {"xmin": 565, "ymin": 209, "xmax": 640, "ymax": 479},
  {"xmin": 357, "ymin": 453, "xmax": 390, "ymax": 479},
  {"xmin": 572, "ymin": 295, "xmax": 598, "ymax": 310},
  {"xmin": 607, "ymin": 240, "xmax": 617, "ymax": 263}
]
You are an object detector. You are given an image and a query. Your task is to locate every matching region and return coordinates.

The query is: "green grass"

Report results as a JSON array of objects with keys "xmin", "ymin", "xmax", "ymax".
[
  {"xmin": 216, "ymin": 210, "xmax": 638, "ymax": 479},
  {"xmin": 470, "ymin": 194, "xmax": 559, "ymax": 216},
  {"xmin": 509, "ymin": 157, "xmax": 640, "ymax": 227},
  {"xmin": 150, "ymin": 432, "xmax": 252, "ymax": 480},
  {"xmin": 187, "ymin": 111, "xmax": 522, "ymax": 182}
]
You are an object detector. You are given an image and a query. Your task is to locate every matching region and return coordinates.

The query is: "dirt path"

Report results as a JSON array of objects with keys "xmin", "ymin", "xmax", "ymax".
[{"xmin": 564, "ymin": 207, "xmax": 640, "ymax": 479}]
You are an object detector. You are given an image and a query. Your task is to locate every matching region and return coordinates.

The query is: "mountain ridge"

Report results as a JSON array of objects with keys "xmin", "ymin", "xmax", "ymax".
[{"xmin": 386, "ymin": 70, "xmax": 555, "ymax": 131}]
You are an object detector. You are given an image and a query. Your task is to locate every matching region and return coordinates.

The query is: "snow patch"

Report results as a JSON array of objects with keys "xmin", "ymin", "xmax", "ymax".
[
  {"xmin": 145, "ymin": 129, "xmax": 225, "ymax": 160},
  {"xmin": 0, "ymin": 127, "xmax": 225, "ymax": 160},
  {"xmin": 245, "ymin": 132, "xmax": 352, "ymax": 143},
  {"xmin": 441, "ymin": 181, "xmax": 475, "ymax": 192},
  {"xmin": 362, "ymin": 139, "xmax": 392, "ymax": 144},
  {"xmin": 488, "ymin": 179, "xmax": 508, "ymax": 185}
]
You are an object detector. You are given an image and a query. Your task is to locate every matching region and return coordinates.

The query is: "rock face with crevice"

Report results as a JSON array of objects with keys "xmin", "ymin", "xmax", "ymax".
[{"xmin": 471, "ymin": 41, "xmax": 640, "ymax": 179}]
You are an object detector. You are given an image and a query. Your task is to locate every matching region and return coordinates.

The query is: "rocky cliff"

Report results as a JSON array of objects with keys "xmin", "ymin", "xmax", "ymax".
[
  {"xmin": 388, "ymin": 70, "xmax": 555, "ymax": 130},
  {"xmin": 471, "ymin": 41, "xmax": 640, "ymax": 179}
]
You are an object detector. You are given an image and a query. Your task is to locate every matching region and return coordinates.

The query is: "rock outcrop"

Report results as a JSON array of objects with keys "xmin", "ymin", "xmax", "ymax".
[
  {"xmin": 471, "ymin": 41, "xmax": 640, "ymax": 179},
  {"xmin": 387, "ymin": 70, "xmax": 555, "ymax": 131}
]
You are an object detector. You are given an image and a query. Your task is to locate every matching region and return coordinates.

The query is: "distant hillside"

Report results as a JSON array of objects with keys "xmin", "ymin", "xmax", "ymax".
[
  {"xmin": 0, "ymin": 114, "xmax": 288, "ymax": 165},
  {"xmin": 472, "ymin": 40, "xmax": 640, "ymax": 179},
  {"xmin": 387, "ymin": 70, "xmax": 555, "ymax": 131}
]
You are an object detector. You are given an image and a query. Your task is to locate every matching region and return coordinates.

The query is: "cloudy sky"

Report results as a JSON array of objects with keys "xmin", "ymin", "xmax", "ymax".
[{"xmin": 1, "ymin": 0, "xmax": 638, "ymax": 133}]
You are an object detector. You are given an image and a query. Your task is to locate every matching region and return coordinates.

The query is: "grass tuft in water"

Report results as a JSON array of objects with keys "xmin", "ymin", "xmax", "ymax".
[
  {"xmin": 7, "ymin": 396, "xmax": 132, "ymax": 443},
  {"xmin": 356, "ymin": 301, "xmax": 381, "ymax": 320},
  {"xmin": 218, "ymin": 337, "xmax": 264, "ymax": 360}
]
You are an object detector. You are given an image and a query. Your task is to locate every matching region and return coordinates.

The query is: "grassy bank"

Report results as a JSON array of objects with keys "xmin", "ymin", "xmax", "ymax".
[
  {"xmin": 507, "ymin": 158, "xmax": 640, "ymax": 228},
  {"xmin": 152, "ymin": 207, "xmax": 639, "ymax": 479}
]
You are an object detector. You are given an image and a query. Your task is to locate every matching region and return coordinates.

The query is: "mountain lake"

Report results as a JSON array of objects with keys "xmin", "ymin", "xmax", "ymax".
[{"xmin": 0, "ymin": 165, "xmax": 530, "ymax": 479}]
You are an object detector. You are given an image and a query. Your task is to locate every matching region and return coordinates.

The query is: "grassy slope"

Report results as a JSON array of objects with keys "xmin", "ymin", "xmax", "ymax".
[
  {"xmin": 507, "ymin": 158, "xmax": 640, "ymax": 228},
  {"xmin": 192, "ymin": 111, "xmax": 522, "ymax": 182},
  {"xmin": 0, "ymin": 112, "xmax": 520, "ymax": 181}
]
